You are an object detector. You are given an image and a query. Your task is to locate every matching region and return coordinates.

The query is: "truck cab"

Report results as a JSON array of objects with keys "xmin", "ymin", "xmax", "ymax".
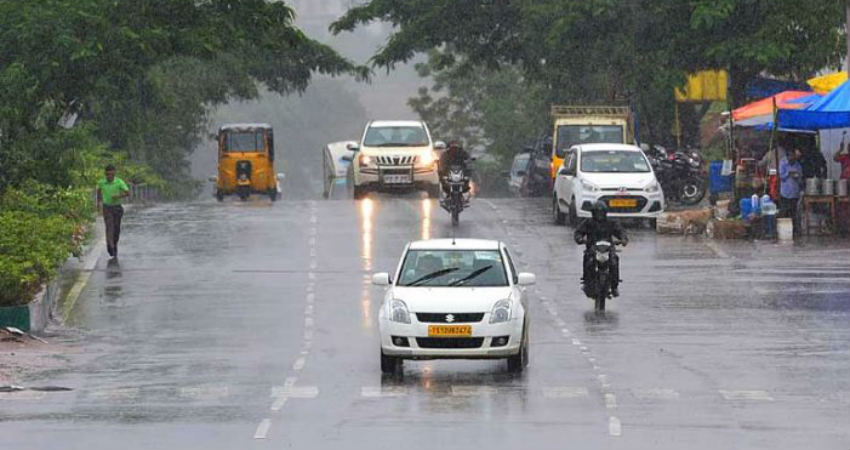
[{"xmin": 550, "ymin": 106, "xmax": 634, "ymax": 179}]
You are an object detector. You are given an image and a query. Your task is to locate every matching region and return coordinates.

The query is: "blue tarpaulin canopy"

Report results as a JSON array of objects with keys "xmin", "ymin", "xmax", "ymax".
[{"xmin": 777, "ymin": 80, "xmax": 850, "ymax": 130}]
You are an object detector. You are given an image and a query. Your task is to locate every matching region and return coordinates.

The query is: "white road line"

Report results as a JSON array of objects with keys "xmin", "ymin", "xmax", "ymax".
[
  {"xmin": 271, "ymin": 386, "xmax": 319, "ymax": 398},
  {"xmin": 632, "ymin": 388, "xmax": 680, "ymax": 400},
  {"xmin": 270, "ymin": 396, "xmax": 288, "ymax": 411},
  {"xmin": 284, "ymin": 377, "xmax": 297, "ymax": 388},
  {"xmin": 178, "ymin": 384, "xmax": 229, "ymax": 400},
  {"xmin": 542, "ymin": 387, "xmax": 589, "ymax": 398},
  {"xmin": 309, "ymin": 261, "xmax": 318, "ymax": 270},
  {"xmin": 572, "ymin": 338, "xmax": 581, "ymax": 346},
  {"xmin": 304, "ymin": 317, "xmax": 314, "ymax": 328},
  {"xmin": 88, "ymin": 387, "xmax": 139, "ymax": 400},
  {"xmin": 308, "ymin": 237, "xmax": 316, "ymax": 246},
  {"xmin": 597, "ymin": 374, "xmax": 608, "ymax": 384},
  {"xmin": 451, "ymin": 385, "xmax": 499, "ymax": 396},
  {"xmin": 306, "ymin": 293, "xmax": 315, "ymax": 302},
  {"xmin": 608, "ymin": 416, "xmax": 622, "ymax": 437},
  {"xmin": 719, "ymin": 390, "xmax": 774, "ymax": 401},
  {"xmin": 292, "ymin": 357, "xmax": 306, "ymax": 371},
  {"xmin": 605, "ymin": 393, "xmax": 617, "ymax": 409},
  {"xmin": 580, "ymin": 346, "xmax": 589, "ymax": 352},
  {"xmin": 0, "ymin": 391, "xmax": 47, "ymax": 400},
  {"xmin": 361, "ymin": 386, "xmax": 408, "ymax": 398},
  {"xmin": 560, "ymin": 328, "xmax": 570, "ymax": 334},
  {"xmin": 588, "ymin": 357, "xmax": 596, "ymax": 363},
  {"xmin": 253, "ymin": 418, "xmax": 271, "ymax": 439}
]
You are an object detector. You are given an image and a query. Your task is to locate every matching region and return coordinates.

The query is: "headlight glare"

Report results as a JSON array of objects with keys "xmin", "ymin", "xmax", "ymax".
[
  {"xmin": 489, "ymin": 299, "xmax": 512, "ymax": 324},
  {"xmin": 419, "ymin": 151, "xmax": 436, "ymax": 166},
  {"xmin": 389, "ymin": 299, "xmax": 411, "ymax": 324},
  {"xmin": 359, "ymin": 154, "xmax": 373, "ymax": 166}
]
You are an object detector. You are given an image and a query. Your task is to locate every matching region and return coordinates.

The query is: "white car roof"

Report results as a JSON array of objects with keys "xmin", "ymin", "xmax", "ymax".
[
  {"xmin": 219, "ymin": 123, "xmax": 272, "ymax": 131},
  {"xmin": 369, "ymin": 120, "xmax": 425, "ymax": 128},
  {"xmin": 408, "ymin": 239, "xmax": 502, "ymax": 250},
  {"xmin": 577, "ymin": 143, "xmax": 643, "ymax": 152}
]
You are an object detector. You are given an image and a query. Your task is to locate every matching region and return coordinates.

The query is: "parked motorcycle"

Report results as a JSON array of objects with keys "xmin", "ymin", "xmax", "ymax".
[
  {"xmin": 582, "ymin": 239, "xmax": 623, "ymax": 311},
  {"xmin": 646, "ymin": 145, "xmax": 706, "ymax": 206},
  {"xmin": 440, "ymin": 164, "xmax": 469, "ymax": 226}
]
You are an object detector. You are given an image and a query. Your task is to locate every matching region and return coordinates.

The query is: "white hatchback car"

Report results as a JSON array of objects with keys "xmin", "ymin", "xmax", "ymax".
[
  {"xmin": 372, "ymin": 239, "xmax": 536, "ymax": 374},
  {"xmin": 553, "ymin": 143, "xmax": 665, "ymax": 226}
]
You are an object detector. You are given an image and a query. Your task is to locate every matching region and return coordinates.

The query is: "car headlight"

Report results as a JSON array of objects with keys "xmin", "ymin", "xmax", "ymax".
[
  {"xmin": 645, "ymin": 182, "xmax": 660, "ymax": 193},
  {"xmin": 418, "ymin": 151, "xmax": 436, "ymax": 166},
  {"xmin": 581, "ymin": 180, "xmax": 600, "ymax": 193},
  {"xmin": 389, "ymin": 299, "xmax": 411, "ymax": 324},
  {"xmin": 489, "ymin": 299, "xmax": 512, "ymax": 324},
  {"xmin": 358, "ymin": 154, "xmax": 373, "ymax": 166}
]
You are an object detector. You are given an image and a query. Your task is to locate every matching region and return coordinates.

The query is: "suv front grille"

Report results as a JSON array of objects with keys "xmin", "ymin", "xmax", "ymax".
[
  {"xmin": 416, "ymin": 313, "xmax": 485, "ymax": 323},
  {"xmin": 416, "ymin": 338, "xmax": 484, "ymax": 349},
  {"xmin": 377, "ymin": 155, "xmax": 416, "ymax": 166}
]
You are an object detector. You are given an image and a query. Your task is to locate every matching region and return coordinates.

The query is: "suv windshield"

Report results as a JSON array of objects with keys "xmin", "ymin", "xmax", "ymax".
[
  {"xmin": 363, "ymin": 126, "xmax": 429, "ymax": 147},
  {"xmin": 398, "ymin": 249, "xmax": 508, "ymax": 287},
  {"xmin": 581, "ymin": 150, "xmax": 650, "ymax": 173}
]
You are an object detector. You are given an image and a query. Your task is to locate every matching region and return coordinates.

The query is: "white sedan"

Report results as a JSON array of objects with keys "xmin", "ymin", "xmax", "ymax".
[{"xmin": 372, "ymin": 239, "xmax": 536, "ymax": 374}]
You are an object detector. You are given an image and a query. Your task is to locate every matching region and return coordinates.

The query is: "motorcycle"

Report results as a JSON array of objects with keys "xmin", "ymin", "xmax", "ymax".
[
  {"xmin": 581, "ymin": 239, "xmax": 624, "ymax": 311},
  {"xmin": 440, "ymin": 164, "xmax": 469, "ymax": 226},
  {"xmin": 647, "ymin": 145, "xmax": 706, "ymax": 206}
]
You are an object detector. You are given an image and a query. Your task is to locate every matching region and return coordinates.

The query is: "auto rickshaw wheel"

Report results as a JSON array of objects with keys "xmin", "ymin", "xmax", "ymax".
[
  {"xmin": 269, "ymin": 189, "xmax": 278, "ymax": 202},
  {"xmin": 215, "ymin": 191, "xmax": 224, "ymax": 202}
]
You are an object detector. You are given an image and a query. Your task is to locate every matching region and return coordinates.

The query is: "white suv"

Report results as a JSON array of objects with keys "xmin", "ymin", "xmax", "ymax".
[
  {"xmin": 347, "ymin": 120, "xmax": 441, "ymax": 199},
  {"xmin": 372, "ymin": 239, "xmax": 536, "ymax": 374},
  {"xmin": 553, "ymin": 143, "xmax": 664, "ymax": 225}
]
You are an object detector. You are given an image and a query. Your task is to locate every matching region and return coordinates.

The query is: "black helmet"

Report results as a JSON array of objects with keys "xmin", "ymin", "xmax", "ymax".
[
  {"xmin": 591, "ymin": 200, "xmax": 608, "ymax": 221},
  {"xmin": 447, "ymin": 140, "xmax": 462, "ymax": 150}
]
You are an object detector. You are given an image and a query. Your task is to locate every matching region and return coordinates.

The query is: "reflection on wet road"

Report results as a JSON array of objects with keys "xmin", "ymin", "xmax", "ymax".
[{"xmin": 2, "ymin": 195, "xmax": 849, "ymax": 450}]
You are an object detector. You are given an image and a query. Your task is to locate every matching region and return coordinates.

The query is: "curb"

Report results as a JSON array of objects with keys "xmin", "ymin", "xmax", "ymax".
[{"xmin": 59, "ymin": 220, "xmax": 106, "ymax": 323}]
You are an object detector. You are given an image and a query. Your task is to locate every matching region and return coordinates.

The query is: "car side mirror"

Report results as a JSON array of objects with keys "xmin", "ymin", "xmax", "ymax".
[
  {"xmin": 372, "ymin": 272, "xmax": 391, "ymax": 286},
  {"xmin": 276, "ymin": 173, "xmax": 285, "ymax": 181},
  {"xmin": 558, "ymin": 167, "xmax": 571, "ymax": 176},
  {"xmin": 517, "ymin": 272, "xmax": 536, "ymax": 286},
  {"xmin": 346, "ymin": 142, "xmax": 360, "ymax": 152},
  {"xmin": 434, "ymin": 141, "xmax": 447, "ymax": 151},
  {"xmin": 208, "ymin": 176, "xmax": 217, "ymax": 183},
  {"xmin": 341, "ymin": 155, "xmax": 353, "ymax": 162}
]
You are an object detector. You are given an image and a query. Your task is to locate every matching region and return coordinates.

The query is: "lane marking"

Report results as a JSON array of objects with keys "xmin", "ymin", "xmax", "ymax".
[
  {"xmin": 596, "ymin": 374, "xmax": 608, "ymax": 384},
  {"xmin": 361, "ymin": 386, "xmax": 408, "ymax": 398},
  {"xmin": 304, "ymin": 317, "xmax": 314, "ymax": 328},
  {"xmin": 632, "ymin": 388, "xmax": 680, "ymax": 400},
  {"xmin": 542, "ymin": 387, "xmax": 589, "ymax": 398},
  {"xmin": 719, "ymin": 390, "xmax": 774, "ymax": 401},
  {"xmin": 605, "ymin": 393, "xmax": 617, "ymax": 409},
  {"xmin": 0, "ymin": 391, "xmax": 47, "ymax": 400},
  {"xmin": 178, "ymin": 384, "xmax": 229, "ymax": 400},
  {"xmin": 284, "ymin": 377, "xmax": 297, "ymax": 388},
  {"xmin": 271, "ymin": 386, "xmax": 319, "ymax": 398},
  {"xmin": 608, "ymin": 416, "xmax": 622, "ymax": 437},
  {"xmin": 88, "ymin": 387, "xmax": 139, "ymax": 400},
  {"xmin": 270, "ymin": 396, "xmax": 288, "ymax": 411},
  {"xmin": 572, "ymin": 338, "xmax": 581, "ymax": 346},
  {"xmin": 292, "ymin": 357, "xmax": 306, "ymax": 371},
  {"xmin": 253, "ymin": 418, "xmax": 271, "ymax": 439},
  {"xmin": 451, "ymin": 385, "xmax": 498, "ymax": 396}
]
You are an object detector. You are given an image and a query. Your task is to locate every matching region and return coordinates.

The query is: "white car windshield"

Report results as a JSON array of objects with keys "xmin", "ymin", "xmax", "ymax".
[
  {"xmin": 581, "ymin": 150, "xmax": 650, "ymax": 173},
  {"xmin": 398, "ymin": 249, "xmax": 508, "ymax": 287},
  {"xmin": 363, "ymin": 126, "xmax": 429, "ymax": 147}
]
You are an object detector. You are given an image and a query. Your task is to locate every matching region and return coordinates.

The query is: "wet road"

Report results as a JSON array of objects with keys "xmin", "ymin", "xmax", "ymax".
[{"xmin": 2, "ymin": 195, "xmax": 849, "ymax": 449}]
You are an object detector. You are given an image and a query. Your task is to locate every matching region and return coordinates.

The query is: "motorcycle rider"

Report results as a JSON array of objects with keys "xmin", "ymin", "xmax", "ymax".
[
  {"xmin": 438, "ymin": 140, "xmax": 471, "ymax": 195},
  {"xmin": 574, "ymin": 201, "xmax": 628, "ymax": 297}
]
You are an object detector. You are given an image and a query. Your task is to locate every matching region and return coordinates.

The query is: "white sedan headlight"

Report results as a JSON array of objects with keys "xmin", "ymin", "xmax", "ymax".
[
  {"xmin": 581, "ymin": 180, "xmax": 600, "ymax": 193},
  {"xmin": 489, "ymin": 299, "xmax": 512, "ymax": 324},
  {"xmin": 389, "ymin": 299, "xmax": 411, "ymax": 324},
  {"xmin": 645, "ymin": 182, "xmax": 660, "ymax": 193}
]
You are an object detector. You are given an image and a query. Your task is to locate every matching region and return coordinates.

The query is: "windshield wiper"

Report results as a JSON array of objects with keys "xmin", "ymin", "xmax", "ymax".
[
  {"xmin": 408, "ymin": 267, "xmax": 459, "ymax": 286},
  {"xmin": 449, "ymin": 265, "xmax": 493, "ymax": 286}
]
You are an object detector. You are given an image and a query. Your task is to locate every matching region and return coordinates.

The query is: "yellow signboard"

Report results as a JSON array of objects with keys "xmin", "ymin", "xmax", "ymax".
[{"xmin": 674, "ymin": 70, "xmax": 729, "ymax": 102}]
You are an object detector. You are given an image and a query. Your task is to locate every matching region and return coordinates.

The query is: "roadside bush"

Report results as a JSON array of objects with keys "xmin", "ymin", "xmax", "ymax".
[
  {"xmin": 0, "ymin": 211, "xmax": 79, "ymax": 306},
  {"xmin": 0, "ymin": 182, "xmax": 92, "ymax": 306}
]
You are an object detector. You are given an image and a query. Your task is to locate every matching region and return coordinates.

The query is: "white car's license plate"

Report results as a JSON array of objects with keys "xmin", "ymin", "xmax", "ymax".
[{"xmin": 383, "ymin": 174, "xmax": 411, "ymax": 184}]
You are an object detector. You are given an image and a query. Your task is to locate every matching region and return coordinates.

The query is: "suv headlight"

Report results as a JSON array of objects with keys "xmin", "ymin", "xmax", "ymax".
[
  {"xmin": 645, "ymin": 182, "xmax": 660, "ymax": 193},
  {"xmin": 359, "ymin": 154, "xmax": 374, "ymax": 166},
  {"xmin": 418, "ymin": 151, "xmax": 436, "ymax": 167},
  {"xmin": 489, "ymin": 299, "xmax": 512, "ymax": 324},
  {"xmin": 581, "ymin": 180, "xmax": 600, "ymax": 193},
  {"xmin": 389, "ymin": 299, "xmax": 411, "ymax": 324}
]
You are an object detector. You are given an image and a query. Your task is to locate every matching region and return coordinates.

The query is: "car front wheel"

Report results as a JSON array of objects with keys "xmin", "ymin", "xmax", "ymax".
[
  {"xmin": 553, "ymin": 196, "xmax": 566, "ymax": 225},
  {"xmin": 380, "ymin": 350, "xmax": 401, "ymax": 375},
  {"xmin": 507, "ymin": 323, "xmax": 529, "ymax": 373}
]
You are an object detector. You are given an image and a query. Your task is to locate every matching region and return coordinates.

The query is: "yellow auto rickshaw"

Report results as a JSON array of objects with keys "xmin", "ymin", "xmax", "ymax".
[{"xmin": 212, "ymin": 123, "xmax": 282, "ymax": 201}]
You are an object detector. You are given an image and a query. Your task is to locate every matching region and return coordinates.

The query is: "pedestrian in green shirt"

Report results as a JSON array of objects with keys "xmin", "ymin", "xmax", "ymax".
[{"xmin": 96, "ymin": 164, "xmax": 130, "ymax": 258}]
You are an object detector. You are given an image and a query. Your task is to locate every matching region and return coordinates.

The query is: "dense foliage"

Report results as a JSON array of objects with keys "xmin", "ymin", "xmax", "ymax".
[
  {"xmin": 333, "ymin": 0, "xmax": 846, "ymax": 149},
  {"xmin": 0, "ymin": 1, "xmax": 363, "ymax": 304}
]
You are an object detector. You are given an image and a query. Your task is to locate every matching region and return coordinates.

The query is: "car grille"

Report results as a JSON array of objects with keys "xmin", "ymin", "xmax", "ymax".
[
  {"xmin": 376, "ymin": 155, "xmax": 416, "ymax": 166},
  {"xmin": 416, "ymin": 313, "xmax": 485, "ymax": 323},
  {"xmin": 416, "ymin": 338, "xmax": 484, "ymax": 349},
  {"xmin": 600, "ymin": 195, "xmax": 648, "ymax": 213}
]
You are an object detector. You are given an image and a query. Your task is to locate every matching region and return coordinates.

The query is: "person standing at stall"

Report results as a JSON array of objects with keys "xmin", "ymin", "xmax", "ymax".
[
  {"xmin": 96, "ymin": 164, "xmax": 130, "ymax": 258},
  {"xmin": 835, "ymin": 132, "xmax": 849, "ymax": 180},
  {"xmin": 779, "ymin": 149, "xmax": 803, "ymax": 235}
]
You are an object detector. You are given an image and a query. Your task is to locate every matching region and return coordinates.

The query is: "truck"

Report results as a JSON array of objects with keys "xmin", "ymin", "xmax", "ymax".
[{"xmin": 549, "ymin": 105, "xmax": 635, "ymax": 179}]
